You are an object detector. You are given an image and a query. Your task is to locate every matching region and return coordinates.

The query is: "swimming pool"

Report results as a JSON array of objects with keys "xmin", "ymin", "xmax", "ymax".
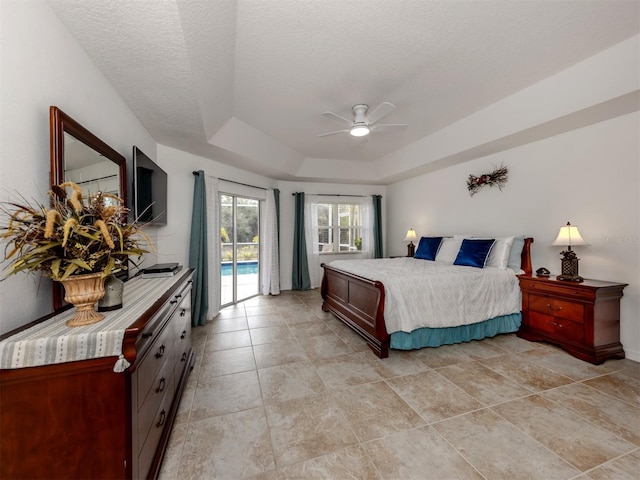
[{"xmin": 221, "ymin": 261, "xmax": 259, "ymax": 276}]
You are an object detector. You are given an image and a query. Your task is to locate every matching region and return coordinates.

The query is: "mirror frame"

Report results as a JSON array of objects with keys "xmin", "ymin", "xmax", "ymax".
[{"xmin": 50, "ymin": 106, "xmax": 127, "ymax": 310}]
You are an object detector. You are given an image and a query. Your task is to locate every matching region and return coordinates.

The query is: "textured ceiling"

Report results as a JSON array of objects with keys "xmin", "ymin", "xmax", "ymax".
[{"xmin": 46, "ymin": 0, "xmax": 639, "ymax": 184}]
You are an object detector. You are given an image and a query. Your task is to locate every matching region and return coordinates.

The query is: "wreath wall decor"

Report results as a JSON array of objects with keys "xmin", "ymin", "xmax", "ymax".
[{"xmin": 467, "ymin": 164, "xmax": 509, "ymax": 197}]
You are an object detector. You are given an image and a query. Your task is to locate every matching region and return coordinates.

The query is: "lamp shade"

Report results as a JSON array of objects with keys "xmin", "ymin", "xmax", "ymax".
[
  {"xmin": 551, "ymin": 222, "xmax": 590, "ymax": 247},
  {"xmin": 404, "ymin": 228, "xmax": 417, "ymax": 242}
]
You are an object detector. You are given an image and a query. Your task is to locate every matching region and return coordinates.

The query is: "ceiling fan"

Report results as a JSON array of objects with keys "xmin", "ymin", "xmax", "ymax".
[{"xmin": 318, "ymin": 102, "xmax": 408, "ymax": 137}]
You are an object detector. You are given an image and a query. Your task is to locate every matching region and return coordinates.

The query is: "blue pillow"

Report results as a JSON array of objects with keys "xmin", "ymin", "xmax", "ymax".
[
  {"xmin": 414, "ymin": 236, "xmax": 443, "ymax": 260},
  {"xmin": 454, "ymin": 239, "xmax": 496, "ymax": 268},
  {"xmin": 507, "ymin": 235, "xmax": 525, "ymax": 271}
]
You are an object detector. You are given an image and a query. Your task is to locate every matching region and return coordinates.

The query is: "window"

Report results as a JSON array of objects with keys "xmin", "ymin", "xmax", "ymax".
[
  {"xmin": 303, "ymin": 195, "xmax": 375, "ymax": 288},
  {"xmin": 315, "ymin": 203, "xmax": 365, "ymax": 253}
]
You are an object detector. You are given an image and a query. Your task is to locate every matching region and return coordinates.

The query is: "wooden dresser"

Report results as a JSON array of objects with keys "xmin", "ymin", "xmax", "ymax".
[
  {"xmin": 0, "ymin": 269, "xmax": 195, "ymax": 479},
  {"xmin": 517, "ymin": 274, "xmax": 627, "ymax": 364}
]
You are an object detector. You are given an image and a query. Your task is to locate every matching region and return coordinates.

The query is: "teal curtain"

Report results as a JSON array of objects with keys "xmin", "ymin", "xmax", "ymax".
[
  {"xmin": 372, "ymin": 195, "xmax": 383, "ymax": 258},
  {"xmin": 292, "ymin": 192, "xmax": 311, "ymax": 290},
  {"xmin": 189, "ymin": 171, "xmax": 208, "ymax": 326}
]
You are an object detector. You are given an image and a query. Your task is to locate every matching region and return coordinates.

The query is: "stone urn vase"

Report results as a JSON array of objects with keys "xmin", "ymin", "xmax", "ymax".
[{"xmin": 60, "ymin": 272, "xmax": 106, "ymax": 327}]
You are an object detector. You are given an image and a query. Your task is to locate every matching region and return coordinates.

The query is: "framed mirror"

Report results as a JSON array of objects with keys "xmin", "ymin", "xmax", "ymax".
[{"xmin": 50, "ymin": 106, "xmax": 127, "ymax": 310}]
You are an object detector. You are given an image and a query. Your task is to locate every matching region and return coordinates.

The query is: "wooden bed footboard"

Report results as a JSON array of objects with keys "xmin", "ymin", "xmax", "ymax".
[{"xmin": 320, "ymin": 264, "xmax": 390, "ymax": 358}]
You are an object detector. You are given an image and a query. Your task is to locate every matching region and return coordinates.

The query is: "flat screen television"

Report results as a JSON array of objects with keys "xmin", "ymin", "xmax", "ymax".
[{"xmin": 133, "ymin": 146, "xmax": 167, "ymax": 225}]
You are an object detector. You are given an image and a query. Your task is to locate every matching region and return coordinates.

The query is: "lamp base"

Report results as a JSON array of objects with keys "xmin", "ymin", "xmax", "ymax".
[
  {"xmin": 557, "ymin": 274, "xmax": 584, "ymax": 283},
  {"xmin": 558, "ymin": 256, "xmax": 583, "ymax": 282},
  {"xmin": 407, "ymin": 242, "xmax": 415, "ymax": 257}
]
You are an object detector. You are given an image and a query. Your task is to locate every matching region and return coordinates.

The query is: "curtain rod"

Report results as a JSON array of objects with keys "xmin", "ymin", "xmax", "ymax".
[
  {"xmin": 192, "ymin": 171, "xmax": 268, "ymax": 191},
  {"xmin": 291, "ymin": 192, "xmax": 381, "ymax": 198}
]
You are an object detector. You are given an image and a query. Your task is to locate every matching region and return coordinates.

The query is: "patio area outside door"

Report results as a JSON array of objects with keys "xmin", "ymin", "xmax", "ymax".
[{"xmin": 220, "ymin": 194, "xmax": 260, "ymax": 306}]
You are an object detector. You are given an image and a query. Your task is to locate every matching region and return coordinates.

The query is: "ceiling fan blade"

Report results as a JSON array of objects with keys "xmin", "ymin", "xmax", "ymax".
[
  {"xmin": 317, "ymin": 129, "xmax": 350, "ymax": 137},
  {"xmin": 321, "ymin": 111, "xmax": 353, "ymax": 126},
  {"xmin": 370, "ymin": 123, "xmax": 408, "ymax": 131},
  {"xmin": 365, "ymin": 102, "xmax": 395, "ymax": 125}
]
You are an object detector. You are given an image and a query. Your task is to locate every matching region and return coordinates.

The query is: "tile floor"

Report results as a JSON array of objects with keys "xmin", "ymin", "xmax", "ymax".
[{"xmin": 159, "ymin": 290, "xmax": 640, "ymax": 480}]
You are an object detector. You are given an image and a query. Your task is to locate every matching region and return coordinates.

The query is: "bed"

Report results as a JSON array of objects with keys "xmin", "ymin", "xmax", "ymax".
[{"xmin": 320, "ymin": 237, "xmax": 533, "ymax": 358}]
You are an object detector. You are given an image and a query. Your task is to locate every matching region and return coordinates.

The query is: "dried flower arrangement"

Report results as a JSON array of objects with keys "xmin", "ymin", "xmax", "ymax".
[
  {"xmin": 467, "ymin": 164, "xmax": 509, "ymax": 197},
  {"xmin": 1, "ymin": 182, "xmax": 153, "ymax": 281}
]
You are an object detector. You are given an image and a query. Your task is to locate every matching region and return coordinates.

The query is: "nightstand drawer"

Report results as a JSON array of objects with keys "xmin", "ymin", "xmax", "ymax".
[
  {"xmin": 528, "ymin": 295, "xmax": 584, "ymax": 323},
  {"xmin": 524, "ymin": 281, "xmax": 593, "ymax": 301},
  {"xmin": 529, "ymin": 312, "xmax": 584, "ymax": 344}
]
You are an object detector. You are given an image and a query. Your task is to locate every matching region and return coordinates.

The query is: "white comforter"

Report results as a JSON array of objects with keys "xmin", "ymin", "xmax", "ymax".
[{"xmin": 329, "ymin": 258, "xmax": 521, "ymax": 334}]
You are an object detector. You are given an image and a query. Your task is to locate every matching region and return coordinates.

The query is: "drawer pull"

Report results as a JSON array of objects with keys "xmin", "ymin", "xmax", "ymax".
[
  {"xmin": 142, "ymin": 332, "xmax": 153, "ymax": 339},
  {"xmin": 156, "ymin": 410, "xmax": 166, "ymax": 428},
  {"xmin": 181, "ymin": 330, "xmax": 187, "ymax": 339},
  {"xmin": 156, "ymin": 377, "xmax": 166, "ymax": 393},
  {"xmin": 170, "ymin": 299, "xmax": 178, "ymax": 305},
  {"xmin": 155, "ymin": 344, "xmax": 165, "ymax": 359},
  {"xmin": 546, "ymin": 304, "xmax": 563, "ymax": 312},
  {"xmin": 181, "ymin": 352, "xmax": 187, "ymax": 362},
  {"xmin": 175, "ymin": 294, "xmax": 182, "ymax": 299},
  {"xmin": 547, "ymin": 321, "xmax": 563, "ymax": 328},
  {"xmin": 180, "ymin": 309, "xmax": 186, "ymax": 317}
]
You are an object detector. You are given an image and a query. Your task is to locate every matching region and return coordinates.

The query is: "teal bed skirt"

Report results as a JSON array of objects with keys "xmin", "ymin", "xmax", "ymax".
[{"xmin": 390, "ymin": 312, "xmax": 522, "ymax": 350}]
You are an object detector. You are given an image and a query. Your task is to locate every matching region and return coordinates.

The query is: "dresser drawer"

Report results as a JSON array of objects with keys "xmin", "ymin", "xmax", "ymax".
[
  {"xmin": 137, "ymin": 323, "xmax": 174, "ymax": 410},
  {"xmin": 174, "ymin": 294, "xmax": 191, "ymax": 339},
  {"xmin": 136, "ymin": 300, "xmax": 178, "ymax": 356},
  {"xmin": 138, "ymin": 372, "xmax": 175, "ymax": 456},
  {"xmin": 137, "ymin": 376, "xmax": 176, "ymax": 479},
  {"xmin": 529, "ymin": 311, "xmax": 584, "ymax": 344},
  {"xmin": 137, "ymin": 359, "xmax": 175, "ymax": 452},
  {"xmin": 175, "ymin": 326, "xmax": 191, "ymax": 381},
  {"xmin": 174, "ymin": 294, "xmax": 191, "ymax": 377},
  {"xmin": 528, "ymin": 295, "xmax": 584, "ymax": 323}
]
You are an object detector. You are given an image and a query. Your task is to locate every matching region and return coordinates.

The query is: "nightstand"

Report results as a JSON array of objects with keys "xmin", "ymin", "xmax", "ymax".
[{"xmin": 517, "ymin": 275, "xmax": 627, "ymax": 364}]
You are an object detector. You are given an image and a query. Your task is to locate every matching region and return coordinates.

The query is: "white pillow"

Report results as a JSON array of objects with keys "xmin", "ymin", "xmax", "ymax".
[
  {"xmin": 507, "ymin": 235, "xmax": 526, "ymax": 271},
  {"xmin": 475, "ymin": 236, "xmax": 514, "ymax": 269},
  {"xmin": 435, "ymin": 237, "xmax": 463, "ymax": 264}
]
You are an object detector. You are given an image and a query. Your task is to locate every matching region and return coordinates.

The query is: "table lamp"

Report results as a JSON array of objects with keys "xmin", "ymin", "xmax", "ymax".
[
  {"xmin": 404, "ymin": 228, "xmax": 417, "ymax": 257},
  {"xmin": 551, "ymin": 222, "xmax": 589, "ymax": 282}
]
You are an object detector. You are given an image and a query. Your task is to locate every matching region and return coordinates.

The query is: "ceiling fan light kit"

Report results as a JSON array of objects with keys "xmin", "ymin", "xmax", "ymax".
[
  {"xmin": 350, "ymin": 124, "xmax": 370, "ymax": 137},
  {"xmin": 318, "ymin": 102, "xmax": 407, "ymax": 138}
]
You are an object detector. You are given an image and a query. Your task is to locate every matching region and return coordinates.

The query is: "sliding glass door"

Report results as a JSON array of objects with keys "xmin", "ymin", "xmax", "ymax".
[{"xmin": 220, "ymin": 194, "xmax": 260, "ymax": 306}]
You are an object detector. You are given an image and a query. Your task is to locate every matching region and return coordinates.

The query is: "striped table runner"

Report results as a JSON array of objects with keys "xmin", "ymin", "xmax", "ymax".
[{"xmin": 0, "ymin": 274, "xmax": 185, "ymax": 372}]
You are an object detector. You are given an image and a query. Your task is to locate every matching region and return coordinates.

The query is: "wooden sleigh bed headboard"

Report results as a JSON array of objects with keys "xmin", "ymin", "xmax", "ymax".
[{"xmin": 320, "ymin": 238, "xmax": 533, "ymax": 358}]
